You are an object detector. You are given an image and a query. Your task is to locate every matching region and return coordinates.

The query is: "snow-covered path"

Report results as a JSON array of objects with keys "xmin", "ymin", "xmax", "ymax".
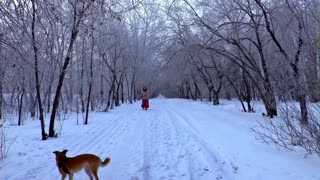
[
  {"xmin": 92, "ymin": 99, "xmax": 235, "ymax": 180},
  {"xmin": 1, "ymin": 98, "xmax": 320, "ymax": 180}
]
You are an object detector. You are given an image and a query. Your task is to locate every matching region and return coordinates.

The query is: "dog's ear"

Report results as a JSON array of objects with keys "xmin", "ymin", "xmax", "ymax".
[
  {"xmin": 62, "ymin": 149, "xmax": 68, "ymax": 155},
  {"xmin": 53, "ymin": 151, "xmax": 59, "ymax": 154}
]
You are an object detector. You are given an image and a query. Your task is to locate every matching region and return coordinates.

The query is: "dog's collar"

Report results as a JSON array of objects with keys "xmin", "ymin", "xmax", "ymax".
[{"xmin": 58, "ymin": 158, "xmax": 70, "ymax": 174}]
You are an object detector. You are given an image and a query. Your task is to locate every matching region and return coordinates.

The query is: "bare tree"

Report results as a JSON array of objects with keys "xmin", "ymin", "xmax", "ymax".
[
  {"xmin": 165, "ymin": 0, "xmax": 278, "ymax": 116},
  {"xmin": 0, "ymin": 33, "xmax": 3, "ymax": 120},
  {"xmin": 253, "ymin": 0, "xmax": 309, "ymax": 122},
  {"xmin": 252, "ymin": 102, "xmax": 320, "ymax": 157},
  {"xmin": 84, "ymin": 12, "xmax": 95, "ymax": 125},
  {"xmin": 31, "ymin": 0, "xmax": 47, "ymax": 140},
  {"xmin": 49, "ymin": 0, "xmax": 94, "ymax": 137}
]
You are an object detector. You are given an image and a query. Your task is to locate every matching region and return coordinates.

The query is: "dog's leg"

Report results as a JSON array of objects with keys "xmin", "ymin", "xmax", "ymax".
[
  {"xmin": 59, "ymin": 170, "xmax": 68, "ymax": 180},
  {"xmin": 92, "ymin": 170, "xmax": 99, "ymax": 180},
  {"xmin": 61, "ymin": 173, "xmax": 66, "ymax": 180},
  {"xmin": 91, "ymin": 166, "xmax": 99, "ymax": 180},
  {"xmin": 85, "ymin": 165, "xmax": 94, "ymax": 180},
  {"xmin": 68, "ymin": 173, "xmax": 74, "ymax": 180}
]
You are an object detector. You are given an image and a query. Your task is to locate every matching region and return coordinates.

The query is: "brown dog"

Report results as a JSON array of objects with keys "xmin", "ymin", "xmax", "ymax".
[{"xmin": 53, "ymin": 150, "xmax": 110, "ymax": 180}]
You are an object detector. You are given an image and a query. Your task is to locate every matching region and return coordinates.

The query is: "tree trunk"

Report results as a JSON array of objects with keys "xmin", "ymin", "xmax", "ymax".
[
  {"xmin": 0, "ymin": 71, "xmax": 2, "ymax": 120},
  {"xmin": 261, "ymin": 84, "xmax": 277, "ymax": 118},
  {"xmin": 80, "ymin": 40, "xmax": 85, "ymax": 113},
  {"xmin": 48, "ymin": 0, "xmax": 93, "ymax": 137},
  {"xmin": 115, "ymin": 75, "xmax": 122, "ymax": 107},
  {"xmin": 317, "ymin": 0, "xmax": 320, "ymax": 83},
  {"xmin": 10, "ymin": 88, "xmax": 16, "ymax": 108},
  {"xmin": 0, "ymin": 33, "xmax": 3, "ymax": 120},
  {"xmin": 105, "ymin": 88, "xmax": 112, "ymax": 112},
  {"xmin": 212, "ymin": 91, "xmax": 219, "ymax": 105},
  {"xmin": 298, "ymin": 94, "xmax": 308, "ymax": 124},
  {"xmin": 125, "ymin": 73, "xmax": 131, "ymax": 103},
  {"xmin": 84, "ymin": 82, "xmax": 92, "ymax": 125},
  {"xmin": 104, "ymin": 78, "xmax": 115, "ymax": 112},
  {"xmin": 131, "ymin": 73, "xmax": 136, "ymax": 103},
  {"xmin": 121, "ymin": 78, "xmax": 124, "ymax": 104},
  {"xmin": 18, "ymin": 75, "xmax": 25, "ymax": 126},
  {"xmin": 243, "ymin": 75, "xmax": 253, "ymax": 112},
  {"xmin": 85, "ymin": 24, "xmax": 94, "ymax": 125},
  {"xmin": 28, "ymin": 80, "xmax": 36, "ymax": 118},
  {"xmin": 18, "ymin": 89, "xmax": 24, "ymax": 126},
  {"xmin": 208, "ymin": 88, "xmax": 213, "ymax": 102},
  {"xmin": 186, "ymin": 80, "xmax": 194, "ymax": 100},
  {"xmin": 179, "ymin": 83, "xmax": 185, "ymax": 98},
  {"xmin": 46, "ymin": 84, "xmax": 52, "ymax": 113},
  {"xmin": 31, "ymin": 0, "xmax": 46, "ymax": 140},
  {"xmin": 260, "ymin": 76, "xmax": 277, "ymax": 118},
  {"xmin": 100, "ymin": 73, "xmax": 104, "ymax": 104},
  {"xmin": 224, "ymin": 73, "xmax": 247, "ymax": 112},
  {"xmin": 49, "ymin": 29, "xmax": 79, "ymax": 137},
  {"xmin": 111, "ymin": 89, "xmax": 115, "ymax": 110},
  {"xmin": 133, "ymin": 84, "xmax": 137, "ymax": 102},
  {"xmin": 193, "ymin": 79, "xmax": 201, "ymax": 100}
]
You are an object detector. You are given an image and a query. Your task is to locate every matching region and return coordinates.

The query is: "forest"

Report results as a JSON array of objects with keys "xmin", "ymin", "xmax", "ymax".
[{"xmin": 0, "ymin": 0, "xmax": 320, "ymax": 156}]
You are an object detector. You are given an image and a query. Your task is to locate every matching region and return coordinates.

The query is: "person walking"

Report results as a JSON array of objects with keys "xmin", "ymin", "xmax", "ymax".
[{"xmin": 141, "ymin": 87, "xmax": 149, "ymax": 110}]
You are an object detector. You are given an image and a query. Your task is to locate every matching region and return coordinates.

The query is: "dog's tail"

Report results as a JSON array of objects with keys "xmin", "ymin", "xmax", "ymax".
[{"xmin": 101, "ymin": 157, "xmax": 111, "ymax": 167}]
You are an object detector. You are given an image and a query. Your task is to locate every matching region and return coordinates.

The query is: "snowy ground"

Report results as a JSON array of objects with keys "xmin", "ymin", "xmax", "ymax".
[{"xmin": 1, "ymin": 98, "xmax": 320, "ymax": 180}]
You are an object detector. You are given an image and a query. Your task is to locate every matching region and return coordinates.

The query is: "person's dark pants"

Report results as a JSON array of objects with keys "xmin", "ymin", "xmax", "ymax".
[{"xmin": 141, "ymin": 99, "xmax": 149, "ymax": 110}]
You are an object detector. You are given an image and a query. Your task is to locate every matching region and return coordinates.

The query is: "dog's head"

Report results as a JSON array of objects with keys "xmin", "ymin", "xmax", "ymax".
[{"xmin": 53, "ymin": 150, "xmax": 68, "ymax": 165}]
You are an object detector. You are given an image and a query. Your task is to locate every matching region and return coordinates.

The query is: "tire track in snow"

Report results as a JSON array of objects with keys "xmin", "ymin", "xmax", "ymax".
[
  {"xmin": 128, "ymin": 108, "xmax": 165, "ymax": 180},
  {"xmin": 131, "ymin": 107, "xmax": 185, "ymax": 180},
  {"xmin": 142, "ymin": 112, "xmax": 152, "ymax": 180},
  {"xmin": 152, "ymin": 107, "xmax": 192, "ymax": 180},
  {"xmin": 133, "ymin": 100, "xmax": 233, "ymax": 180},
  {"xmin": 164, "ymin": 105, "xmax": 236, "ymax": 180},
  {"xmin": 170, "ymin": 103, "xmax": 241, "ymax": 174},
  {"xmin": 127, "ymin": 100, "xmax": 235, "ymax": 180},
  {"xmin": 97, "ymin": 106, "xmax": 158, "ymax": 180},
  {"xmin": 41, "ymin": 109, "xmax": 139, "ymax": 179}
]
